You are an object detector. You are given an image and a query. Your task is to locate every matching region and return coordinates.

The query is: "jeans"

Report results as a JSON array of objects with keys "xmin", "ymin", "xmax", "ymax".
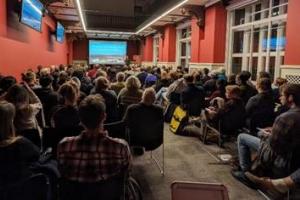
[{"xmin": 237, "ymin": 133, "xmax": 261, "ymax": 172}]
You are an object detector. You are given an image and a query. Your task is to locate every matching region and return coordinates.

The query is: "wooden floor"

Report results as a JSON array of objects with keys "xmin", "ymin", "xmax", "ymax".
[{"xmin": 131, "ymin": 123, "xmax": 266, "ymax": 200}]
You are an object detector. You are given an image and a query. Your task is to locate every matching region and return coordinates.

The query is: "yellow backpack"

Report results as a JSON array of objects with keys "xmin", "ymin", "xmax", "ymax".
[{"xmin": 169, "ymin": 106, "xmax": 188, "ymax": 135}]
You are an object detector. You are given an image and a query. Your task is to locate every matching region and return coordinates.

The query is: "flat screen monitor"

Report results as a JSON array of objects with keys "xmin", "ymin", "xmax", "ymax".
[
  {"xmin": 89, "ymin": 40, "xmax": 127, "ymax": 65},
  {"xmin": 56, "ymin": 22, "xmax": 65, "ymax": 43},
  {"xmin": 20, "ymin": 0, "xmax": 43, "ymax": 32}
]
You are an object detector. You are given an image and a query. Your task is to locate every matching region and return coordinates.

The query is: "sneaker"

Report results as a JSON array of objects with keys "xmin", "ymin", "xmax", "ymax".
[{"xmin": 231, "ymin": 170, "xmax": 257, "ymax": 189}]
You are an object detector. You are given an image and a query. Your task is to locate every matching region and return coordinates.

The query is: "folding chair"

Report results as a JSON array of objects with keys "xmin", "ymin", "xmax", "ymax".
[{"xmin": 171, "ymin": 181, "xmax": 229, "ymax": 200}]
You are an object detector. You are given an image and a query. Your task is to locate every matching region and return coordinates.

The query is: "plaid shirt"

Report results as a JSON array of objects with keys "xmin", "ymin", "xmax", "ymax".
[
  {"xmin": 269, "ymin": 107, "xmax": 300, "ymax": 155},
  {"xmin": 57, "ymin": 130, "xmax": 131, "ymax": 183}
]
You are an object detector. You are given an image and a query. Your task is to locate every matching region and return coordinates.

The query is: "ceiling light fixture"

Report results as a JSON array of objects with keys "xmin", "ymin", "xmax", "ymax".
[
  {"xmin": 135, "ymin": 0, "xmax": 189, "ymax": 34},
  {"xmin": 86, "ymin": 30, "xmax": 135, "ymax": 35},
  {"xmin": 75, "ymin": 0, "xmax": 87, "ymax": 31}
]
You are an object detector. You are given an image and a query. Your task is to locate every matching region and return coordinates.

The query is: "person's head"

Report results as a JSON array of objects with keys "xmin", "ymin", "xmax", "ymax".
[
  {"xmin": 58, "ymin": 71, "xmax": 69, "ymax": 85},
  {"xmin": 169, "ymin": 71, "xmax": 179, "ymax": 81},
  {"xmin": 78, "ymin": 95, "xmax": 106, "ymax": 130},
  {"xmin": 228, "ymin": 74, "xmax": 236, "ymax": 85},
  {"xmin": 125, "ymin": 76, "xmax": 141, "ymax": 91},
  {"xmin": 225, "ymin": 85, "xmax": 241, "ymax": 99},
  {"xmin": 203, "ymin": 68, "xmax": 209, "ymax": 76},
  {"xmin": 72, "ymin": 68, "xmax": 85, "ymax": 80},
  {"xmin": 39, "ymin": 68, "xmax": 51, "ymax": 77},
  {"xmin": 238, "ymin": 71, "xmax": 251, "ymax": 84},
  {"xmin": 183, "ymin": 74, "xmax": 194, "ymax": 84},
  {"xmin": 258, "ymin": 71, "xmax": 271, "ymax": 79},
  {"xmin": 141, "ymin": 88, "xmax": 156, "ymax": 106},
  {"xmin": 216, "ymin": 79, "xmax": 226, "ymax": 91},
  {"xmin": 256, "ymin": 78, "xmax": 272, "ymax": 92},
  {"xmin": 280, "ymin": 84, "xmax": 300, "ymax": 107},
  {"xmin": 58, "ymin": 83, "xmax": 77, "ymax": 106},
  {"xmin": 21, "ymin": 71, "xmax": 36, "ymax": 86},
  {"xmin": 0, "ymin": 76, "xmax": 17, "ymax": 92},
  {"xmin": 95, "ymin": 77, "xmax": 110, "ymax": 91},
  {"xmin": 96, "ymin": 69, "xmax": 107, "ymax": 78},
  {"xmin": 116, "ymin": 72, "xmax": 125, "ymax": 83},
  {"xmin": 0, "ymin": 101, "xmax": 16, "ymax": 144},
  {"xmin": 39, "ymin": 75, "xmax": 53, "ymax": 88},
  {"xmin": 71, "ymin": 77, "xmax": 81, "ymax": 89},
  {"xmin": 5, "ymin": 84, "xmax": 29, "ymax": 107},
  {"xmin": 275, "ymin": 77, "xmax": 287, "ymax": 87}
]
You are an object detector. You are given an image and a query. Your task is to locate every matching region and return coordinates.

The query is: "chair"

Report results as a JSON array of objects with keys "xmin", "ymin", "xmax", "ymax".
[
  {"xmin": 171, "ymin": 181, "xmax": 229, "ymax": 200},
  {"xmin": 42, "ymin": 126, "xmax": 83, "ymax": 153},
  {"xmin": 59, "ymin": 174, "xmax": 125, "ymax": 200},
  {"xmin": 127, "ymin": 111, "xmax": 165, "ymax": 175},
  {"xmin": 202, "ymin": 120, "xmax": 223, "ymax": 147},
  {"xmin": 104, "ymin": 121, "xmax": 128, "ymax": 140},
  {"xmin": 17, "ymin": 129, "xmax": 41, "ymax": 148},
  {"xmin": 0, "ymin": 173, "xmax": 50, "ymax": 200}
]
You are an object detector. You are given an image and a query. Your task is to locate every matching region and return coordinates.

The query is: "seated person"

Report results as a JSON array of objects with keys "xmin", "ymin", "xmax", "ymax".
[
  {"xmin": 181, "ymin": 74, "xmax": 205, "ymax": 116},
  {"xmin": 205, "ymin": 79, "xmax": 226, "ymax": 102},
  {"xmin": 237, "ymin": 71, "xmax": 257, "ymax": 104},
  {"xmin": 51, "ymin": 83, "xmax": 80, "ymax": 128},
  {"xmin": 245, "ymin": 78, "xmax": 275, "ymax": 133},
  {"xmin": 205, "ymin": 85, "xmax": 245, "ymax": 138},
  {"xmin": 34, "ymin": 74, "xmax": 58, "ymax": 127},
  {"xmin": 0, "ymin": 76, "xmax": 17, "ymax": 97},
  {"xmin": 111, "ymin": 72, "xmax": 126, "ymax": 95},
  {"xmin": 232, "ymin": 84, "xmax": 300, "ymax": 187},
  {"xmin": 123, "ymin": 88, "xmax": 164, "ymax": 150},
  {"xmin": 0, "ymin": 101, "xmax": 40, "ymax": 185},
  {"xmin": 5, "ymin": 83, "xmax": 43, "ymax": 133},
  {"xmin": 57, "ymin": 95, "xmax": 131, "ymax": 182},
  {"xmin": 91, "ymin": 77, "xmax": 118, "ymax": 123}
]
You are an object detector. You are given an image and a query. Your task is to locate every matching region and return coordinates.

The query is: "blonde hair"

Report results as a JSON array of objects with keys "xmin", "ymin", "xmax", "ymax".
[
  {"xmin": 58, "ymin": 83, "xmax": 77, "ymax": 105},
  {"xmin": 226, "ymin": 85, "xmax": 241, "ymax": 98},
  {"xmin": 126, "ymin": 76, "xmax": 141, "ymax": 91},
  {"xmin": 95, "ymin": 76, "xmax": 110, "ymax": 91},
  {"xmin": 0, "ymin": 101, "xmax": 18, "ymax": 146},
  {"xmin": 142, "ymin": 88, "xmax": 156, "ymax": 105}
]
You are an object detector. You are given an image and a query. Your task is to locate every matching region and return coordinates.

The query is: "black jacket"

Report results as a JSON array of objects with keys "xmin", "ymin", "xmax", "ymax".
[
  {"xmin": 181, "ymin": 84, "xmax": 205, "ymax": 116},
  {"xmin": 246, "ymin": 91, "xmax": 275, "ymax": 132}
]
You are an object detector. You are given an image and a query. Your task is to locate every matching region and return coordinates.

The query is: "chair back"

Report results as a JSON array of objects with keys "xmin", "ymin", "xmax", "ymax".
[
  {"xmin": 60, "ymin": 174, "xmax": 125, "ymax": 200},
  {"xmin": 104, "ymin": 121, "xmax": 128, "ymax": 140},
  {"xmin": 42, "ymin": 126, "xmax": 83, "ymax": 153},
  {"xmin": 0, "ymin": 173, "xmax": 50, "ymax": 200},
  {"xmin": 17, "ymin": 129, "xmax": 41, "ymax": 148},
  {"xmin": 171, "ymin": 181, "xmax": 229, "ymax": 200},
  {"xmin": 127, "ymin": 106, "xmax": 164, "ymax": 151}
]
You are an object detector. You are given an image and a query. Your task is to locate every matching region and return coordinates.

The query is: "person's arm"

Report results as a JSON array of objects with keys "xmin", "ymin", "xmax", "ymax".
[
  {"xmin": 245, "ymin": 96, "xmax": 258, "ymax": 116},
  {"xmin": 23, "ymin": 82, "xmax": 41, "ymax": 105}
]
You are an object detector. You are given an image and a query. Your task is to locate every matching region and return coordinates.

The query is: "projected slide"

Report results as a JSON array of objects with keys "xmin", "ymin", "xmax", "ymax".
[{"xmin": 89, "ymin": 40, "xmax": 127, "ymax": 65}]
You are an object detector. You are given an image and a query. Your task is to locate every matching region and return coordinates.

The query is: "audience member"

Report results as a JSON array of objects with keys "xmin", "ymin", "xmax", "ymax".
[
  {"xmin": 237, "ymin": 71, "xmax": 257, "ymax": 103},
  {"xmin": 111, "ymin": 72, "xmax": 126, "ymax": 95},
  {"xmin": 57, "ymin": 95, "xmax": 131, "ymax": 182},
  {"xmin": 118, "ymin": 76, "xmax": 143, "ymax": 106}
]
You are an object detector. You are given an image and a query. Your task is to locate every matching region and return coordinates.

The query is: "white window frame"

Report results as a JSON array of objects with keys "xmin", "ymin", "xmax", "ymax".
[
  {"xmin": 225, "ymin": 0, "xmax": 288, "ymax": 80},
  {"xmin": 176, "ymin": 22, "xmax": 192, "ymax": 68}
]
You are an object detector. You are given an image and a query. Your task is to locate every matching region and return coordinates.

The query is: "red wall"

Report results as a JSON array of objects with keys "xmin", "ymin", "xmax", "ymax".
[
  {"xmin": 159, "ymin": 25, "xmax": 176, "ymax": 62},
  {"xmin": 285, "ymin": 0, "xmax": 300, "ymax": 66},
  {"xmin": 0, "ymin": 0, "xmax": 69, "ymax": 79},
  {"xmin": 142, "ymin": 36, "xmax": 153, "ymax": 62},
  {"xmin": 191, "ymin": 3, "xmax": 227, "ymax": 64}
]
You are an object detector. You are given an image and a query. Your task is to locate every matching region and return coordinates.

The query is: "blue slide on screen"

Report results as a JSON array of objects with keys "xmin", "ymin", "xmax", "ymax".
[
  {"xmin": 89, "ymin": 40, "xmax": 127, "ymax": 65},
  {"xmin": 20, "ymin": 0, "xmax": 43, "ymax": 32}
]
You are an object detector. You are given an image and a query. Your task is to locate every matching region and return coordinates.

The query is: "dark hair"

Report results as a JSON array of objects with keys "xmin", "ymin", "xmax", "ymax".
[
  {"xmin": 79, "ymin": 95, "xmax": 106, "ymax": 129},
  {"xmin": 258, "ymin": 78, "xmax": 272, "ymax": 92},
  {"xmin": 283, "ymin": 84, "xmax": 300, "ymax": 106},
  {"xmin": 259, "ymin": 71, "xmax": 271, "ymax": 79},
  {"xmin": 228, "ymin": 74, "xmax": 236, "ymax": 85},
  {"xmin": 0, "ymin": 76, "xmax": 17, "ymax": 92},
  {"xmin": 5, "ymin": 84, "xmax": 29, "ymax": 106},
  {"xmin": 40, "ymin": 75, "xmax": 53, "ymax": 88},
  {"xmin": 183, "ymin": 74, "xmax": 194, "ymax": 83},
  {"xmin": 203, "ymin": 68, "xmax": 209, "ymax": 75},
  {"xmin": 239, "ymin": 71, "xmax": 251, "ymax": 83},
  {"xmin": 216, "ymin": 79, "xmax": 226, "ymax": 90}
]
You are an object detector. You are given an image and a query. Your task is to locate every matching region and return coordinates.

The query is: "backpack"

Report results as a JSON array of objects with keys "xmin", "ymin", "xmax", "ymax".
[{"xmin": 169, "ymin": 106, "xmax": 188, "ymax": 135}]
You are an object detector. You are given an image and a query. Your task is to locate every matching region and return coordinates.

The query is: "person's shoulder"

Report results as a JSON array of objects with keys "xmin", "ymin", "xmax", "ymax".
[
  {"xmin": 58, "ymin": 136, "xmax": 79, "ymax": 147},
  {"xmin": 106, "ymin": 136, "xmax": 129, "ymax": 148}
]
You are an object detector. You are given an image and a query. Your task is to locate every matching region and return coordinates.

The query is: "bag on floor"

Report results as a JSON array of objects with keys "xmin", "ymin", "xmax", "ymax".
[
  {"xmin": 164, "ymin": 103, "xmax": 177, "ymax": 123},
  {"xmin": 169, "ymin": 106, "xmax": 188, "ymax": 135}
]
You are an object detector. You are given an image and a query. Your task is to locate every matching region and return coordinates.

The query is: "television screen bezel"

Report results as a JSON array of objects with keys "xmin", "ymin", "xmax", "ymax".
[
  {"xmin": 56, "ymin": 22, "xmax": 65, "ymax": 43},
  {"xmin": 88, "ymin": 40, "xmax": 128, "ymax": 65},
  {"xmin": 20, "ymin": 0, "xmax": 43, "ymax": 32}
]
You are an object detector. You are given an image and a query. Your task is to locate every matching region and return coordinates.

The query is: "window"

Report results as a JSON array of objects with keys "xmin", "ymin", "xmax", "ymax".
[
  {"xmin": 177, "ymin": 25, "xmax": 191, "ymax": 68},
  {"xmin": 228, "ymin": 0, "xmax": 288, "ymax": 80}
]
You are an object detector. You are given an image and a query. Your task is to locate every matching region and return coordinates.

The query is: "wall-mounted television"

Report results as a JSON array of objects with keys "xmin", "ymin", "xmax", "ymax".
[
  {"xmin": 20, "ymin": 0, "xmax": 43, "ymax": 32},
  {"xmin": 56, "ymin": 22, "xmax": 65, "ymax": 43},
  {"xmin": 89, "ymin": 40, "xmax": 127, "ymax": 65}
]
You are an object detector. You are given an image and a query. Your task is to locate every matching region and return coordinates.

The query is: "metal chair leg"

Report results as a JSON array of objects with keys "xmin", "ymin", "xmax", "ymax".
[{"xmin": 150, "ymin": 138, "xmax": 165, "ymax": 175}]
